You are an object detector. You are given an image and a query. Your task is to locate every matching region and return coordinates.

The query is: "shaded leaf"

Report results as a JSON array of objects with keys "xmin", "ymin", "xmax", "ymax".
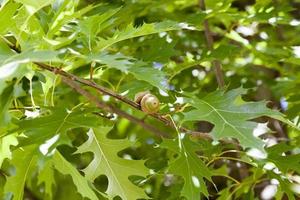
[
  {"xmin": 0, "ymin": 83, "xmax": 15, "ymax": 126},
  {"xmin": 15, "ymin": 106, "xmax": 111, "ymax": 146},
  {"xmin": 88, "ymin": 52, "xmax": 168, "ymax": 91},
  {"xmin": 266, "ymin": 143, "xmax": 300, "ymax": 174},
  {"xmin": 161, "ymin": 136, "xmax": 213, "ymax": 199},
  {"xmin": 37, "ymin": 159, "xmax": 56, "ymax": 199}
]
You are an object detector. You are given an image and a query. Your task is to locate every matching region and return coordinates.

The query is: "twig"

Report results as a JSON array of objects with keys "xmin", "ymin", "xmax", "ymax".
[
  {"xmin": 62, "ymin": 77, "xmax": 171, "ymax": 138},
  {"xmin": 90, "ymin": 61, "xmax": 95, "ymax": 81},
  {"xmin": 34, "ymin": 62, "xmax": 212, "ymax": 140},
  {"xmin": 273, "ymin": 0, "xmax": 285, "ymax": 41},
  {"xmin": 35, "ymin": 62, "xmax": 140, "ymax": 109},
  {"xmin": 199, "ymin": 0, "xmax": 225, "ymax": 88}
]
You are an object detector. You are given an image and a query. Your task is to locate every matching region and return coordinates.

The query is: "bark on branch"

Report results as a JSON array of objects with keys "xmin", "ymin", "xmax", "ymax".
[
  {"xmin": 199, "ymin": 0, "xmax": 225, "ymax": 88},
  {"xmin": 33, "ymin": 62, "xmax": 211, "ymax": 140}
]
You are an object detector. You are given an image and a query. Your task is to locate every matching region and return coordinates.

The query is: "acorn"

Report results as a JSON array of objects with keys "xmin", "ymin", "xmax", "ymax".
[{"xmin": 134, "ymin": 91, "xmax": 160, "ymax": 114}]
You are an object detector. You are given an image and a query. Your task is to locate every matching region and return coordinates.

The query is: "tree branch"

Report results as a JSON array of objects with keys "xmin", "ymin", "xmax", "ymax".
[
  {"xmin": 199, "ymin": 0, "xmax": 225, "ymax": 88},
  {"xmin": 34, "ymin": 62, "xmax": 212, "ymax": 140},
  {"xmin": 62, "ymin": 77, "xmax": 171, "ymax": 138}
]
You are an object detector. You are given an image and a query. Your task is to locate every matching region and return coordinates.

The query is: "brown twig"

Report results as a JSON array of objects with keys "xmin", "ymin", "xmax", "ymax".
[
  {"xmin": 199, "ymin": 0, "xmax": 225, "ymax": 88},
  {"xmin": 35, "ymin": 62, "xmax": 140, "ymax": 109},
  {"xmin": 34, "ymin": 62, "xmax": 212, "ymax": 140},
  {"xmin": 62, "ymin": 77, "xmax": 171, "ymax": 138}
]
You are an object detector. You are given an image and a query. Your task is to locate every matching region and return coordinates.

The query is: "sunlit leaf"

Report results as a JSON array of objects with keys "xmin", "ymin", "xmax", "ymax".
[
  {"xmin": 0, "ymin": 1, "xmax": 19, "ymax": 34},
  {"xmin": 183, "ymin": 88, "xmax": 289, "ymax": 151},
  {"xmin": 75, "ymin": 128, "xmax": 149, "ymax": 200},
  {"xmin": 14, "ymin": 106, "xmax": 111, "ymax": 146},
  {"xmin": 97, "ymin": 21, "xmax": 184, "ymax": 50},
  {"xmin": 37, "ymin": 159, "xmax": 56, "ymax": 199},
  {"xmin": 52, "ymin": 151, "xmax": 100, "ymax": 200},
  {"xmin": 4, "ymin": 145, "xmax": 38, "ymax": 200},
  {"xmin": 0, "ymin": 134, "xmax": 18, "ymax": 167},
  {"xmin": 15, "ymin": 0, "xmax": 54, "ymax": 13}
]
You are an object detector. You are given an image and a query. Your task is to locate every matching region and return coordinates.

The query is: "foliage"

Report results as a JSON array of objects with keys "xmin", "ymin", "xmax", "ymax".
[{"xmin": 0, "ymin": 0, "xmax": 300, "ymax": 199}]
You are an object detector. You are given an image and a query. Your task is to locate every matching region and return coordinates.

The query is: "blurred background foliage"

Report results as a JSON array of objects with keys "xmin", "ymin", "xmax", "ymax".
[{"xmin": 0, "ymin": 0, "xmax": 300, "ymax": 199}]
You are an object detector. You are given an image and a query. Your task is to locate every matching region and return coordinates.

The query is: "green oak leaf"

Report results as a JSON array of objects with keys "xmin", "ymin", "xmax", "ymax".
[
  {"xmin": 266, "ymin": 143, "xmax": 300, "ymax": 174},
  {"xmin": 87, "ymin": 52, "xmax": 168, "ymax": 91},
  {"xmin": 9, "ymin": 5, "xmax": 46, "ymax": 48},
  {"xmin": 1, "ymin": 50, "xmax": 61, "ymax": 66},
  {"xmin": 4, "ymin": 145, "xmax": 38, "ymax": 200},
  {"xmin": 75, "ymin": 128, "xmax": 149, "ymax": 200},
  {"xmin": 0, "ymin": 40, "xmax": 29, "ymax": 95},
  {"xmin": 40, "ymin": 70, "xmax": 57, "ymax": 106},
  {"xmin": 78, "ymin": 8, "xmax": 120, "ymax": 41},
  {"xmin": 0, "ymin": 134, "xmax": 18, "ymax": 167},
  {"xmin": 15, "ymin": 0, "xmax": 54, "ymax": 13},
  {"xmin": 47, "ymin": 2, "xmax": 95, "ymax": 38},
  {"xmin": 0, "ymin": 1, "xmax": 19, "ymax": 34},
  {"xmin": 129, "ymin": 61, "xmax": 168, "ymax": 91},
  {"xmin": 135, "ymin": 37, "xmax": 178, "ymax": 62},
  {"xmin": 97, "ymin": 21, "xmax": 183, "ymax": 50},
  {"xmin": 267, "ymin": 171, "xmax": 297, "ymax": 200},
  {"xmin": 52, "ymin": 151, "xmax": 100, "ymax": 200},
  {"xmin": 161, "ymin": 136, "xmax": 213, "ymax": 199},
  {"xmin": 0, "ymin": 83, "xmax": 15, "ymax": 127},
  {"xmin": 0, "ymin": 37, "xmax": 14, "ymax": 60},
  {"xmin": 15, "ymin": 106, "xmax": 112, "ymax": 146},
  {"xmin": 87, "ymin": 52, "xmax": 134, "ymax": 72},
  {"xmin": 183, "ymin": 88, "xmax": 289, "ymax": 151},
  {"xmin": 37, "ymin": 159, "xmax": 56, "ymax": 199}
]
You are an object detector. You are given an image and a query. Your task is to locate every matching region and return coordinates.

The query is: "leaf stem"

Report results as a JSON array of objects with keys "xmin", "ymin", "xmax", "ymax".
[
  {"xmin": 206, "ymin": 156, "xmax": 255, "ymax": 167},
  {"xmin": 50, "ymin": 76, "xmax": 57, "ymax": 106},
  {"xmin": 29, "ymin": 78, "xmax": 36, "ymax": 109},
  {"xmin": 166, "ymin": 114, "xmax": 182, "ymax": 151}
]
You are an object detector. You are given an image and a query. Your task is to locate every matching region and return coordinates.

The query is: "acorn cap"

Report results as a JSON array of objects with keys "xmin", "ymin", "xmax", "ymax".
[{"xmin": 134, "ymin": 91, "xmax": 150, "ymax": 104}]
